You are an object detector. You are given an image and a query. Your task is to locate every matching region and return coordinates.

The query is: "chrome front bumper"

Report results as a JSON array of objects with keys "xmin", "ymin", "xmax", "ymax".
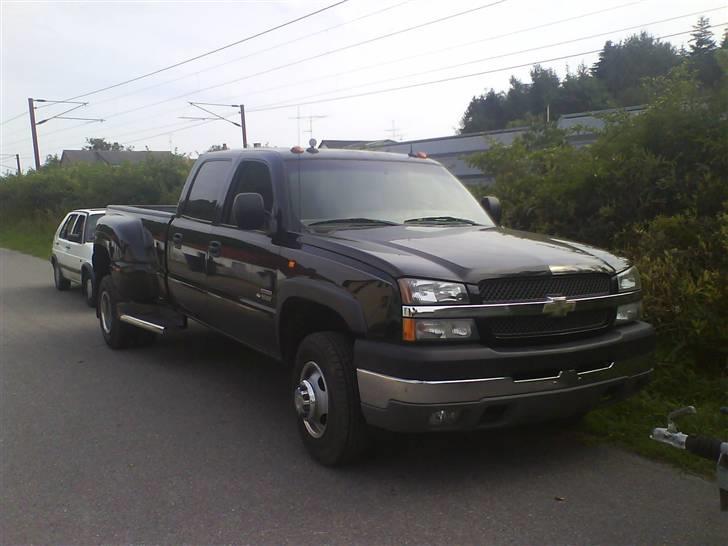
[{"xmin": 357, "ymin": 354, "xmax": 652, "ymax": 409}]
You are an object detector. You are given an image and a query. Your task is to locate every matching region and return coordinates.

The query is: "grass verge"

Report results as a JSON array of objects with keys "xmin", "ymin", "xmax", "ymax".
[
  {"xmin": 0, "ymin": 218, "xmax": 58, "ymax": 260},
  {"xmin": 580, "ymin": 344, "xmax": 727, "ymax": 477}
]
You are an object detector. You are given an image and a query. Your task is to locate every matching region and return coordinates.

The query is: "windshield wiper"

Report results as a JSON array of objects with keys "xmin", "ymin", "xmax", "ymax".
[
  {"xmin": 308, "ymin": 217, "xmax": 399, "ymax": 227},
  {"xmin": 404, "ymin": 216, "xmax": 478, "ymax": 225}
]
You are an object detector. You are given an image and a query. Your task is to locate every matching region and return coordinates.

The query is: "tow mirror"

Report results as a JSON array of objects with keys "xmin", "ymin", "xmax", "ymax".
[
  {"xmin": 233, "ymin": 192, "xmax": 266, "ymax": 230},
  {"xmin": 480, "ymin": 195, "xmax": 502, "ymax": 225}
]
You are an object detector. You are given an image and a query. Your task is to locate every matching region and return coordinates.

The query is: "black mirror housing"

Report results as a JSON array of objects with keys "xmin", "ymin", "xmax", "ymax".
[
  {"xmin": 480, "ymin": 195, "xmax": 502, "ymax": 225},
  {"xmin": 233, "ymin": 192, "xmax": 266, "ymax": 230}
]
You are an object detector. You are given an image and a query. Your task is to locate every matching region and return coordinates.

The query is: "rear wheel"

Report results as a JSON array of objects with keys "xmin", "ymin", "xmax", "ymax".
[
  {"xmin": 292, "ymin": 332, "xmax": 370, "ymax": 466},
  {"xmin": 82, "ymin": 271, "xmax": 96, "ymax": 307},
  {"xmin": 97, "ymin": 275, "xmax": 135, "ymax": 349},
  {"xmin": 52, "ymin": 259, "xmax": 70, "ymax": 291}
]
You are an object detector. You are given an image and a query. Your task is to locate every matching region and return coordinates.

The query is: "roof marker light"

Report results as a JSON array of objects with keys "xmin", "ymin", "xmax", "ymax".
[
  {"xmin": 291, "ymin": 146, "xmax": 304, "ymax": 154},
  {"xmin": 415, "ymin": 151, "xmax": 428, "ymax": 159}
]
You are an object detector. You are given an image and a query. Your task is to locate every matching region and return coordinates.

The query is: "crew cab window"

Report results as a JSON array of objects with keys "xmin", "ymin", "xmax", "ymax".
[
  {"xmin": 68, "ymin": 214, "xmax": 86, "ymax": 243},
  {"xmin": 59, "ymin": 214, "xmax": 77, "ymax": 240},
  {"xmin": 223, "ymin": 161, "xmax": 273, "ymax": 225},
  {"xmin": 183, "ymin": 160, "xmax": 231, "ymax": 222}
]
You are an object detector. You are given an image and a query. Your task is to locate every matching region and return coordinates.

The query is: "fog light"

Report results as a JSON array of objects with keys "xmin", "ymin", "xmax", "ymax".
[
  {"xmin": 616, "ymin": 301, "xmax": 642, "ymax": 324},
  {"xmin": 429, "ymin": 409, "xmax": 461, "ymax": 426},
  {"xmin": 415, "ymin": 318, "xmax": 477, "ymax": 340}
]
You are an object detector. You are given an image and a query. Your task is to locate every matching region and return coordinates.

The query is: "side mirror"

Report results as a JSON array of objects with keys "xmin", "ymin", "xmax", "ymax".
[
  {"xmin": 233, "ymin": 192, "xmax": 266, "ymax": 230},
  {"xmin": 480, "ymin": 195, "xmax": 502, "ymax": 225}
]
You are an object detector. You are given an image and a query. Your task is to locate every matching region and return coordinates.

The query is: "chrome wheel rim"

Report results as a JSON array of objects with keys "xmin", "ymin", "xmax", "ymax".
[
  {"xmin": 294, "ymin": 361, "xmax": 329, "ymax": 438},
  {"xmin": 85, "ymin": 278, "xmax": 93, "ymax": 300},
  {"xmin": 100, "ymin": 291, "xmax": 112, "ymax": 334}
]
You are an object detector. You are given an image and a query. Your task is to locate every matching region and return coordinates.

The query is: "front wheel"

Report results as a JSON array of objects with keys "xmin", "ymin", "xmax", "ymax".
[{"xmin": 292, "ymin": 332, "xmax": 370, "ymax": 466}]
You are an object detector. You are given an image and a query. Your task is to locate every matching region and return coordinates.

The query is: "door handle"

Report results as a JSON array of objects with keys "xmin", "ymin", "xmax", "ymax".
[
  {"xmin": 208, "ymin": 240, "xmax": 222, "ymax": 258},
  {"xmin": 65, "ymin": 245, "xmax": 71, "ymax": 250},
  {"xmin": 172, "ymin": 232, "xmax": 183, "ymax": 248}
]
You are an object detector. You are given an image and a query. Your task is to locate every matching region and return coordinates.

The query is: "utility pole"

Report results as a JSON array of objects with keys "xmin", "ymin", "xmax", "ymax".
[
  {"xmin": 239, "ymin": 105, "xmax": 248, "ymax": 149},
  {"xmin": 182, "ymin": 102, "xmax": 248, "ymax": 148},
  {"xmin": 28, "ymin": 98, "xmax": 40, "ymax": 170},
  {"xmin": 16, "ymin": 154, "xmax": 21, "ymax": 175},
  {"xmin": 27, "ymin": 97, "xmax": 103, "ymax": 170}
]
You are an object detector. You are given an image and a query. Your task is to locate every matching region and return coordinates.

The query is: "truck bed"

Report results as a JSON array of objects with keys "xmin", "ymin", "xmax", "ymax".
[{"xmin": 106, "ymin": 204, "xmax": 177, "ymax": 218}]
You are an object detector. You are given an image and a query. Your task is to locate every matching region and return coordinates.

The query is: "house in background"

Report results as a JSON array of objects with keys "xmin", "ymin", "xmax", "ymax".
[
  {"xmin": 60, "ymin": 150, "xmax": 172, "ymax": 167},
  {"xmin": 321, "ymin": 106, "xmax": 645, "ymax": 185}
]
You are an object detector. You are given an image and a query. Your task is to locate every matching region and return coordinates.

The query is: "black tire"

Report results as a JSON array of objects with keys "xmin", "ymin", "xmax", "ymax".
[
  {"xmin": 52, "ymin": 259, "xmax": 70, "ymax": 291},
  {"xmin": 292, "ymin": 331, "xmax": 370, "ymax": 466},
  {"xmin": 82, "ymin": 271, "xmax": 96, "ymax": 308},
  {"xmin": 97, "ymin": 275, "xmax": 136, "ymax": 350}
]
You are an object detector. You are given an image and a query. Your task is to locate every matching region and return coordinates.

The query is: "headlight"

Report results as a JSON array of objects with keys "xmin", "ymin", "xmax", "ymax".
[
  {"xmin": 616, "ymin": 266, "xmax": 641, "ymax": 292},
  {"xmin": 399, "ymin": 278, "xmax": 469, "ymax": 305}
]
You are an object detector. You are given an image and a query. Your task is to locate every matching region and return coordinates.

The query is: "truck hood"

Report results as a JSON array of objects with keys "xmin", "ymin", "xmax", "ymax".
[{"xmin": 304, "ymin": 225, "xmax": 629, "ymax": 284}]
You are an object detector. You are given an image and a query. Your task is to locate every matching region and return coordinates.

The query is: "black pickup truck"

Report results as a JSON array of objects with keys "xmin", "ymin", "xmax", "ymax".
[{"xmin": 93, "ymin": 146, "xmax": 655, "ymax": 465}]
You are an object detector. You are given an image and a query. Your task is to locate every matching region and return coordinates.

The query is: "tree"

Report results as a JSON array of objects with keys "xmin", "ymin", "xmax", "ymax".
[
  {"xmin": 592, "ymin": 32, "xmax": 680, "ymax": 104},
  {"xmin": 687, "ymin": 17, "xmax": 721, "ymax": 85},
  {"xmin": 83, "ymin": 137, "xmax": 129, "ymax": 151},
  {"xmin": 460, "ymin": 90, "xmax": 507, "ymax": 133},
  {"xmin": 688, "ymin": 16, "xmax": 717, "ymax": 54},
  {"xmin": 44, "ymin": 154, "xmax": 61, "ymax": 168}
]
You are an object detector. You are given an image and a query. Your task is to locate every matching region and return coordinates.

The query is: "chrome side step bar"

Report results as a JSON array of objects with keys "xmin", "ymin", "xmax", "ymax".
[{"xmin": 119, "ymin": 314, "xmax": 166, "ymax": 335}]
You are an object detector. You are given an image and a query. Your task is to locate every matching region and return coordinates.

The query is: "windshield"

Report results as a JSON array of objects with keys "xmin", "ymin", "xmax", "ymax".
[
  {"xmin": 84, "ymin": 213, "xmax": 103, "ymax": 242},
  {"xmin": 286, "ymin": 159, "xmax": 494, "ymax": 228}
]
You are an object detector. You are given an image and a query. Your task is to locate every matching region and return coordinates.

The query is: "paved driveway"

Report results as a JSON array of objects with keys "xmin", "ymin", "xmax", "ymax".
[{"xmin": 0, "ymin": 248, "xmax": 724, "ymax": 544}]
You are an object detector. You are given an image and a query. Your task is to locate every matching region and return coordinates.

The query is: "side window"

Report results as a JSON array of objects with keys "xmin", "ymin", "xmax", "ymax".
[
  {"xmin": 224, "ymin": 161, "xmax": 273, "ymax": 225},
  {"xmin": 84, "ymin": 214, "xmax": 102, "ymax": 242},
  {"xmin": 59, "ymin": 214, "xmax": 77, "ymax": 240},
  {"xmin": 69, "ymin": 215, "xmax": 86, "ymax": 243},
  {"xmin": 183, "ymin": 160, "xmax": 231, "ymax": 222}
]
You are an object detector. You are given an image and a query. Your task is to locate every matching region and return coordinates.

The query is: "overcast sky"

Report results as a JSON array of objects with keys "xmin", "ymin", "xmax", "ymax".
[{"xmin": 1, "ymin": 0, "xmax": 725, "ymax": 172}]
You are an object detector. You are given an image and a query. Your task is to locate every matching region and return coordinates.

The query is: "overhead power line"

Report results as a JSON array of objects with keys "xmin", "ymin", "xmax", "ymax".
[
  {"xmin": 0, "ymin": 0, "xmax": 351, "ymax": 126},
  {"xmin": 252, "ymin": 11, "xmax": 726, "ymax": 111},
  {"xmin": 90, "ymin": 0, "xmax": 415, "ymax": 109},
  {"xmin": 88, "ymin": 0, "xmax": 510, "ymax": 122},
  {"xmin": 247, "ymin": 24, "xmax": 726, "ymax": 114},
  {"xmin": 118, "ymin": 23, "xmax": 724, "ymax": 147},
  {"xmin": 5, "ymin": 0, "xmax": 640, "ymax": 148}
]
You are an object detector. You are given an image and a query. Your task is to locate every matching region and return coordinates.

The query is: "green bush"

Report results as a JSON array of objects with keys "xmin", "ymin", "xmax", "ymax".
[
  {"xmin": 0, "ymin": 155, "xmax": 191, "ymax": 226},
  {"xmin": 468, "ymin": 63, "xmax": 728, "ymax": 367}
]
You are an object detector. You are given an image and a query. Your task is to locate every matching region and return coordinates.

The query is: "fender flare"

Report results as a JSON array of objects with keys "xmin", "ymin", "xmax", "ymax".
[{"xmin": 276, "ymin": 277, "xmax": 368, "ymax": 335}]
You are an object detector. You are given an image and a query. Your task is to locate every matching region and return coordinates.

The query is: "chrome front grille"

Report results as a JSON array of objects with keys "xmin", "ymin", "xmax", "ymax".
[
  {"xmin": 479, "ymin": 273, "xmax": 611, "ymax": 303},
  {"xmin": 478, "ymin": 273, "xmax": 613, "ymax": 341}
]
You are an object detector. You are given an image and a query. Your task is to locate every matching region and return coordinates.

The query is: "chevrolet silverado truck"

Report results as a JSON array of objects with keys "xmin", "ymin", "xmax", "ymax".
[{"xmin": 92, "ymin": 146, "xmax": 655, "ymax": 465}]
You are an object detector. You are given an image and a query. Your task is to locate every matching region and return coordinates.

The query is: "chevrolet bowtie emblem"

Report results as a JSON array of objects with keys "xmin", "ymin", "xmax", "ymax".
[{"xmin": 542, "ymin": 296, "xmax": 576, "ymax": 317}]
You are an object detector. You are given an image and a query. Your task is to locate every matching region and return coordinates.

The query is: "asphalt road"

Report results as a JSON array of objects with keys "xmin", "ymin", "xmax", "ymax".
[{"xmin": 0, "ymin": 247, "xmax": 724, "ymax": 544}]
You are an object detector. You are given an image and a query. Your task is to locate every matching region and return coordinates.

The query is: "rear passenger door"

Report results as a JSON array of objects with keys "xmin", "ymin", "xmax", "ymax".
[
  {"xmin": 54, "ymin": 213, "xmax": 77, "ymax": 274},
  {"xmin": 64, "ymin": 213, "xmax": 86, "ymax": 282},
  {"xmin": 207, "ymin": 160, "xmax": 283, "ymax": 354},
  {"xmin": 167, "ymin": 158, "xmax": 232, "ymax": 322}
]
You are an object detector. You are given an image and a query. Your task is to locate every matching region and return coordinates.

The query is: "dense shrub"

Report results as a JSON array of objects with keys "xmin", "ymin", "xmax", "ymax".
[
  {"xmin": 0, "ymin": 155, "xmax": 191, "ymax": 225},
  {"xmin": 469, "ymin": 62, "xmax": 728, "ymax": 366}
]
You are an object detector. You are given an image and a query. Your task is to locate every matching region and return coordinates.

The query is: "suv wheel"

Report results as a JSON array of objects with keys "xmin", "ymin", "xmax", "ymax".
[
  {"xmin": 292, "ymin": 332, "xmax": 370, "ymax": 466},
  {"xmin": 82, "ymin": 271, "xmax": 96, "ymax": 307},
  {"xmin": 52, "ymin": 259, "xmax": 70, "ymax": 291}
]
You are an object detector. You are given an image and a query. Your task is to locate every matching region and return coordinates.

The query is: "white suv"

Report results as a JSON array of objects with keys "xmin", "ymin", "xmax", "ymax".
[{"xmin": 51, "ymin": 209, "xmax": 105, "ymax": 307}]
